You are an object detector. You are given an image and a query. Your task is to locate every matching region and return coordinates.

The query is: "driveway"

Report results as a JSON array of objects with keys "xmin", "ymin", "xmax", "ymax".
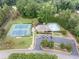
[{"xmin": 33, "ymin": 34, "xmax": 79, "ymax": 56}]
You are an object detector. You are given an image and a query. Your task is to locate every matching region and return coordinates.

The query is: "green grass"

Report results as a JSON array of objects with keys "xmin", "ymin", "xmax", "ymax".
[
  {"xmin": 12, "ymin": 17, "xmax": 38, "ymax": 24},
  {"xmin": 15, "ymin": 37, "xmax": 32, "ymax": 48},
  {"xmin": 5, "ymin": 17, "xmax": 38, "ymax": 31},
  {"xmin": 0, "ymin": 36, "xmax": 32, "ymax": 50},
  {"xmin": 8, "ymin": 53, "xmax": 58, "ymax": 59},
  {"xmin": 3, "ymin": 36, "xmax": 32, "ymax": 49},
  {"xmin": 0, "ymin": 17, "xmax": 39, "ymax": 49},
  {"xmin": 52, "ymin": 32, "xmax": 65, "ymax": 37}
]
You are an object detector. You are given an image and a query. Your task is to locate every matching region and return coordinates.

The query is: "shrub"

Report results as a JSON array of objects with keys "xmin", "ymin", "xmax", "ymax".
[
  {"xmin": 48, "ymin": 41, "xmax": 54, "ymax": 48},
  {"xmin": 0, "ymin": 28, "xmax": 6, "ymax": 39},
  {"xmin": 8, "ymin": 53, "xmax": 26, "ymax": 59},
  {"xmin": 60, "ymin": 43, "xmax": 65, "ymax": 49},
  {"xmin": 41, "ymin": 39, "xmax": 48, "ymax": 47},
  {"xmin": 61, "ymin": 31, "xmax": 67, "ymax": 35},
  {"xmin": 76, "ymin": 36, "xmax": 79, "ymax": 43},
  {"xmin": 41, "ymin": 40, "xmax": 54, "ymax": 49},
  {"xmin": 60, "ymin": 43, "xmax": 72, "ymax": 52},
  {"xmin": 2, "ymin": 39, "xmax": 15, "ymax": 49},
  {"xmin": 8, "ymin": 53, "xmax": 58, "ymax": 59},
  {"xmin": 65, "ymin": 44, "xmax": 72, "ymax": 52}
]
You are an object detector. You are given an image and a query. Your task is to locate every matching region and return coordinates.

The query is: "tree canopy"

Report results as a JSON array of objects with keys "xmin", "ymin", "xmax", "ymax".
[
  {"xmin": 0, "ymin": 0, "xmax": 79, "ymax": 42},
  {"xmin": 37, "ymin": 2, "xmax": 57, "ymax": 23}
]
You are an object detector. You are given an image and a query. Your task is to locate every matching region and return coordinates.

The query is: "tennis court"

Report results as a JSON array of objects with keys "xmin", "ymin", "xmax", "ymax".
[
  {"xmin": 47, "ymin": 23, "xmax": 60, "ymax": 32},
  {"xmin": 7, "ymin": 24, "xmax": 32, "ymax": 37}
]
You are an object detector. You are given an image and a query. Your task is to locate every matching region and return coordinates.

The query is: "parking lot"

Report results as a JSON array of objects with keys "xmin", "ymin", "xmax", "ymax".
[{"xmin": 33, "ymin": 34, "xmax": 79, "ymax": 56}]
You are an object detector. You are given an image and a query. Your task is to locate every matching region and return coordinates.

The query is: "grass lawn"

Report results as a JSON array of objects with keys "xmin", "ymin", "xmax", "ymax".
[
  {"xmin": 0, "ymin": 36, "xmax": 33, "ymax": 49},
  {"xmin": 0, "ymin": 17, "xmax": 38, "ymax": 50},
  {"xmin": 52, "ymin": 32, "xmax": 65, "ymax": 37},
  {"xmin": 5, "ymin": 17, "xmax": 38, "ymax": 31},
  {"xmin": 2, "ymin": 36, "xmax": 32, "ymax": 49}
]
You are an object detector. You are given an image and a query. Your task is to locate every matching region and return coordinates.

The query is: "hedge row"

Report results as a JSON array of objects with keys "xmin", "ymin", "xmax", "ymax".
[{"xmin": 8, "ymin": 53, "xmax": 58, "ymax": 59}]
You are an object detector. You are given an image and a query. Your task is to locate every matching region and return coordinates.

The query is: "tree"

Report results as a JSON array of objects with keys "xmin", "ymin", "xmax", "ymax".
[
  {"xmin": 0, "ymin": 8, "xmax": 4, "ymax": 22},
  {"xmin": 16, "ymin": 0, "xmax": 38, "ymax": 18},
  {"xmin": 0, "ymin": 28, "xmax": 5, "ymax": 39},
  {"xmin": 60, "ymin": 43, "xmax": 65, "ymax": 49},
  {"xmin": 75, "ymin": 3, "xmax": 79, "ymax": 10},
  {"xmin": 0, "ymin": 0, "xmax": 4, "ymax": 7},
  {"xmin": 75, "ymin": 25, "xmax": 79, "ymax": 36},
  {"xmin": 53, "ymin": 0, "xmax": 75, "ymax": 11},
  {"xmin": 60, "ymin": 43, "xmax": 72, "ymax": 52},
  {"xmin": 65, "ymin": 44, "xmax": 72, "ymax": 52},
  {"xmin": 24, "ymin": 1, "xmax": 38, "ymax": 18},
  {"xmin": 16, "ymin": 0, "xmax": 27, "ymax": 16},
  {"xmin": 64, "ymin": 12, "xmax": 79, "ymax": 34},
  {"xmin": 54, "ymin": 9, "xmax": 71, "ymax": 28},
  {"xmin": 41, "ymin": 39, "xmax": 48, "ymax": 47},
  {"xmin": 66, "ymin": 17, "xmax": 78, "ymax": 32},
  {"xmin": 35, "ymin": 0, "xmax": 51, "ymax": 3},
  {"xmin": 55, "ymin": 10, "xmax": 79, "ymax": 35},
  {"xmin": 2, "ymin": 4, "xmax": 9, "ymax": 15},
  {"xmin": 5, "ymin": 0, "xmax": 16, "ymax": 6},
  {"xmin": 37, "ymin": 2, "xmax": 57, "ymax": 23},
  {"xmin": 48, "ymin": 41, "xmax": 54, "ymax": 48},
  {"xmin": 0, "ymin": 4, "xmax": 9, "ymax": 26}
]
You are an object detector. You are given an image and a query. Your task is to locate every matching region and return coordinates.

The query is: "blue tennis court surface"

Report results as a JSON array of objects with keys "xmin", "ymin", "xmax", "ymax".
[{"xmin": 7, "ymin": 24, "xmax": 32, "ymax": 37}]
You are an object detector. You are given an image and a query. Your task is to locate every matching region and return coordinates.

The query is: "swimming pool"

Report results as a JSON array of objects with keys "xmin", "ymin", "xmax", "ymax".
[{"xmin": 7, "ymin": 24, "xmax": 32, "ymax": 37}]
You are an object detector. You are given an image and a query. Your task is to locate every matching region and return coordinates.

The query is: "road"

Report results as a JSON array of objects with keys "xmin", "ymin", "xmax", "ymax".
[{"xmin": 0, "ymin": 49, "xmax": 79, "ymax": 59}]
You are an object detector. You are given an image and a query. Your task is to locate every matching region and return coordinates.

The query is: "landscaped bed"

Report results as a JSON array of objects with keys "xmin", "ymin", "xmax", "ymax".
[
  {"xmin": 8, "ymin": 53, "xmax": 58, "ymax": 59},
  {"xmin": 41, "ymin": 39, "xmax": 72, "ymax": 54}
]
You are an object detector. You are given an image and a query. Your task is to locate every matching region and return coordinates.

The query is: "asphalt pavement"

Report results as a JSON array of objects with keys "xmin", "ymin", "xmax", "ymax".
[{"xmin": 33, "ymin": 34, "xmax": 79, "ymax": 56}]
